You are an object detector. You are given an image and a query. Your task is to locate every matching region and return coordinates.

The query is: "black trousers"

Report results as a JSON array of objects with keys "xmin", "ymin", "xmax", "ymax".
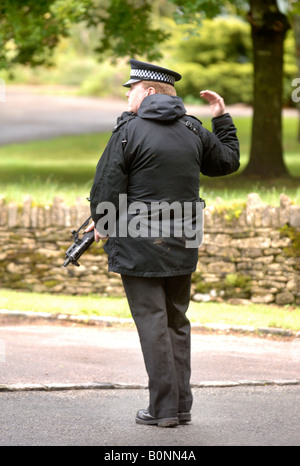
[{"xmin": 121, "ymin": 274, "xmax": 193, "ymax": 419}]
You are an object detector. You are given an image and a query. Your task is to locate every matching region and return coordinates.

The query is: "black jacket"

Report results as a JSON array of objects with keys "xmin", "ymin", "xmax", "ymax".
[{"xmin": 90, "ymin": 94, "xmax": 239, "ymax": 277}]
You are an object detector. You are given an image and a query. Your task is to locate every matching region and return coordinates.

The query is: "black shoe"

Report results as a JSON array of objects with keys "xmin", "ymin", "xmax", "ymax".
[
  {"xmin": 136, "ymin": 409, "xmax": 179, "ymax": 427},
  {"xmin": 178, "ymin": 412, "xmax": 191, "ymax": 424}
]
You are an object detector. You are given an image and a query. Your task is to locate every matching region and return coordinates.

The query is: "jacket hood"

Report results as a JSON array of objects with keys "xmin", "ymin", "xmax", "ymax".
[{"xmin": 138, "ymin": 94, "xmax": 186, "ymax": 121}]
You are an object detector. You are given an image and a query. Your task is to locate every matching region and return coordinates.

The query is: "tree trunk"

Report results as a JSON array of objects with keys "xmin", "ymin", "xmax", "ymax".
[{"xmin": 243, "ymin": 0, "xmax": 290, "ymax": 178}]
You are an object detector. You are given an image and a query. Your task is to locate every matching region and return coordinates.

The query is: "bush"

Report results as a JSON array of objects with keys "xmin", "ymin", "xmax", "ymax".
[
  {"xmin": 78, "ymin": 61, "xmax": 128, "ymax": 98},
  {"xmin": 174, "ymin": 17, "xmax": 252, "ymax": 66},
  {"xmin": 176, "ymin": 61, "xmax": 253, "ymax": 104}
]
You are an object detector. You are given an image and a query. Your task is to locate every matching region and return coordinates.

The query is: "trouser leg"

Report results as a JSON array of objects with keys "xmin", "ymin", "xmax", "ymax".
[
  {"xmin": 165, "ymin": 274, "xmax": 193, "ymax": 413},
  {"xmin": 121, "ymin": 274, "xmax": 192, "ymax": 419}
]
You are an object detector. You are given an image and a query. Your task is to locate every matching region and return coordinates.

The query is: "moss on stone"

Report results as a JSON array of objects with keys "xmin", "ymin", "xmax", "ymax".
[{"xmin": 279, "ymin": 224, "xmax": 300, "ymax": 257}]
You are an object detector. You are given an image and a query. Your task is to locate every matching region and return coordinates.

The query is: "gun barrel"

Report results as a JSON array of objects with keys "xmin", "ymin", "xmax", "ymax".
[{"xmin": 63, "ymin": 257, "xmax": 71, "ymax": 267}]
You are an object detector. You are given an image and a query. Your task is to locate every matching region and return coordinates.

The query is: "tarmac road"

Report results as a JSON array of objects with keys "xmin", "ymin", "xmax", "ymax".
[
  {"xmin": 0, "ymin": 385, "xmax": 299, "ymax": 446},
  {"xmin": 0, "ymin": 320, "xmax": 299, "ymax": 446},
  {"xmin": 0, "ymin": 86, "xmax": 124, "ymax": 145},
  {"xmin": 0, "ymin": 322, "xmax": 299, "ymax": 385}
]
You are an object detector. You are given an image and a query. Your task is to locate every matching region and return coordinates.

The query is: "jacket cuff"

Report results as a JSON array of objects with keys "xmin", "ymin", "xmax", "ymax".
[{"xmin": 211, "ymin": 112, "xmax": 232, "ymax": 129}]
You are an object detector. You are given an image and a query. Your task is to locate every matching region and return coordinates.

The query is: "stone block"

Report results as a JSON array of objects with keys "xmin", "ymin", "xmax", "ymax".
[
  {"xmin": 207, "ymin": 261, "xmax": 236, "ymax": 275},
  {"xmin": 275, "ymin": 291, "xmax": 295, "ymax": 305},
  {"xmin": 251, "ymin": 293, "xmax": 274, "ymax": 304},
  {"xmin": 289, "ymin": 205, "xmax": 300, "ymax": 228}
]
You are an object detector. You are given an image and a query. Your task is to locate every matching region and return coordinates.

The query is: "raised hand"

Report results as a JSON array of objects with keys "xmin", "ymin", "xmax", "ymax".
[{"xmin": 199, "ymin": 90, "xmax": 225, "ymax": 118}]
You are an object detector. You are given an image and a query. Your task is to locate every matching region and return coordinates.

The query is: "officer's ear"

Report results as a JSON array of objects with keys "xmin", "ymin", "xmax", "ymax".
[{"xmin": 147, "ymin": 87, "xmax": 156, "ymax": 95}]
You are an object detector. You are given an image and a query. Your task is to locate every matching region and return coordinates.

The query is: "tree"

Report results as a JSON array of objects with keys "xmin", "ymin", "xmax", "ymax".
[{"xmin": 244, "ymin": 0, "xmax": 290, "ymax": 177}]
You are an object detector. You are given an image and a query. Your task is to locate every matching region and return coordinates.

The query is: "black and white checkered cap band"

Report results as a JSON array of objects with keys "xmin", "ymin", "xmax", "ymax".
[{"xmin": 130, "ymin": 68, "xmax": 176, "ymax": 85}]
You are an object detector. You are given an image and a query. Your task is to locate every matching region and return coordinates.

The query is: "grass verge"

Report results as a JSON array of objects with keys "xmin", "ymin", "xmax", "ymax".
[{"xmin": 0, "ymin": 289, "xmax": 299, "ymax": 332}]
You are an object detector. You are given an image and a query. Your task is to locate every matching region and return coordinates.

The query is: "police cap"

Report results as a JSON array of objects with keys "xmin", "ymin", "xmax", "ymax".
[{"xmin": 123, "ymin": 59, "xmax": 181, "ymax": 88}]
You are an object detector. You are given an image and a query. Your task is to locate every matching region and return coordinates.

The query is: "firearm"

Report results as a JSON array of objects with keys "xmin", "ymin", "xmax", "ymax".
[{"xmin": 62, "ymin": 216, "xmax": 95, "ymax": 267}]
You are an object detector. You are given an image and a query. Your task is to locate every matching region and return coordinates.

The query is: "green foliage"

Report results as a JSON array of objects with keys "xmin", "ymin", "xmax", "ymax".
[
  {"xmin": 90, "ymin": 0, "xmax": 170, "ymax": 61},
  {"xmin": 193, "ymin": 271, "xmax": 252, "ymax": 299},
  {"xmin": 0, "ymin": 0, "xmax": 92, "ymax": 69},
  {"xmin": 77, "ymin": 61, "xmax": 128, "ymax": 98},
  {"xmin": 170, "ymin": 0, "xmax": 248, "ymax": 24},
  {"xmin": 174, "ymin": 17, "xmax": 252, "ymax": 64},
  {"xmin": 175, "ymin": 23, "xmax": 253, "ymax": 103},
  {"xmin": 162, "ymin": 16, "xmax": 253, "ymax": 104},
  {"xmin": 176, "ymin": 61, "xmax": 253, "ymax": 104},
  {"xmin": 213, "ymin": 201, "xmax": 246, "ymax": 222},
  {"xmin": 0, "ymin": 0, "xmax": 169, "ymax": 70}
]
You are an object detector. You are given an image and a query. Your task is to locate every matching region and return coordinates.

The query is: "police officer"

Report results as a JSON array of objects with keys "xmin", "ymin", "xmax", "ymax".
[{"xmin": 87, "ymin": 59, "xmax": 240, "ymax": 427}]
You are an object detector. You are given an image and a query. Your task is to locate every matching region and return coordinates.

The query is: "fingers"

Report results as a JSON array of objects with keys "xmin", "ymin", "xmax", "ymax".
[
  {"xmin": 85, "ymin": 220, "xmax": 95, "ymax": 232},
  {"xmin": 84, "ymin": 220, "xmax": 108, "ymax": 242},
  {"xmin": 200, "ymin": 90, "xmax": 223, "ymax": 104},
  {"xmin": 94, "ymin": 229, "xmax": 108, "ymax": 243}
]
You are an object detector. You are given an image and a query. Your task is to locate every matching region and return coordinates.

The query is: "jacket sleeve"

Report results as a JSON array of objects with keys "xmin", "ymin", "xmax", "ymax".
[
  {"xmin": 89, "ymin": 129, "xmax": 128, "ymax": 224},
  {"xmin": 199, "ymin": 113, "xmax": 240, "ymax": 177}
]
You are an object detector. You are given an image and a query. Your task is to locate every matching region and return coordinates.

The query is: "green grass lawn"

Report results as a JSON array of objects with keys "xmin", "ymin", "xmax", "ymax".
[
  {"xmin": 0, "ymin": 132, "xmax": 110, "ymax": 205},
  {"xmin": 0, "ymin": 116, "xmax": 299, "ymax": 205},
  {"xmin": 0, "ymin": 289, "xmax": 299, "ymax": 331}
]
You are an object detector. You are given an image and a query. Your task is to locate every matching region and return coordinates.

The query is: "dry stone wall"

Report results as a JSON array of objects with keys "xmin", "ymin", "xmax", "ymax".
[{"xmin": 0, "ymin": 193, "xmax": 299, "ymax": 305}]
